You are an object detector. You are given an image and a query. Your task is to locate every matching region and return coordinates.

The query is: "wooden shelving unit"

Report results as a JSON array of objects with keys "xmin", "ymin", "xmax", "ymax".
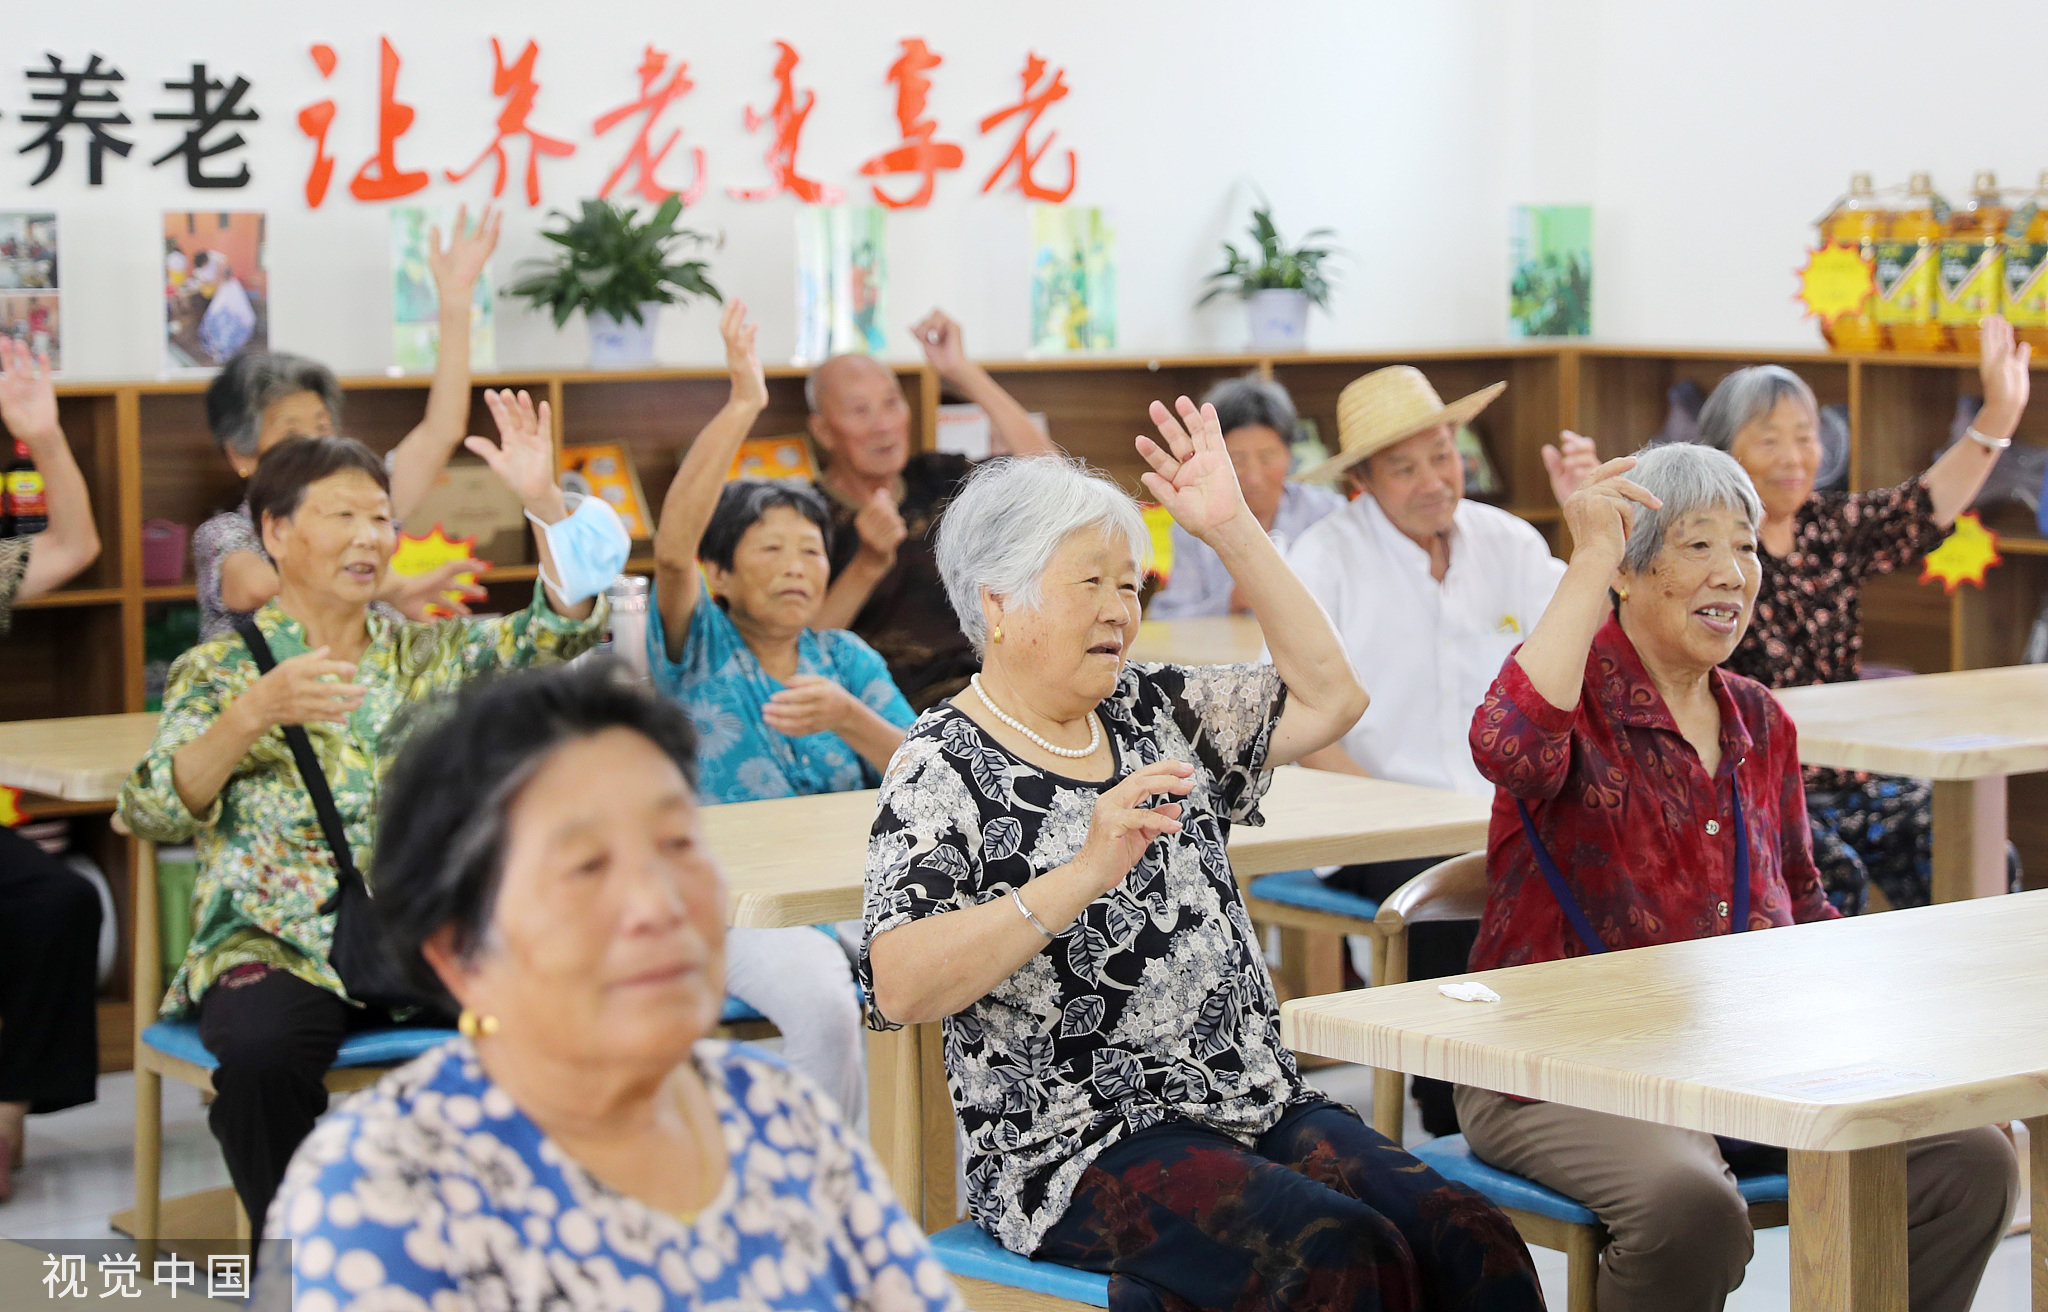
[{"xmin": 11, "ymin": 344, "xmax": 2047, "ymax": 1070}]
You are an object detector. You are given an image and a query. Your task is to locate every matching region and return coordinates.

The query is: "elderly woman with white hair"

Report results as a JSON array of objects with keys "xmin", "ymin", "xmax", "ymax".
[
  {"xmin": 1459, "ymin": 443, "xmax": 2016, "ymax": 1312},
  {"xmin": 861, "ymin": 400, "xmax": 1544, "ymax": 1311},
  {"xmin": 1683, "ymin": 318, "xmax": 2029, "ymax": 910}
]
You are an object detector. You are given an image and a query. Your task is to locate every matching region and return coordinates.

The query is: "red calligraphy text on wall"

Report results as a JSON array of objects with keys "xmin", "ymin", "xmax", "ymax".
[
  {"xmin": 348, "ymin": 38, "xmax": 428, "ymax": 203},
  {"xmin": 447, "ymin": 38, "xmax": 575, "ymax": 206},
  {"xmin": 856, "ymin": 39, "xmax": 963, "ymax": 210},
  {"xmin": 978, "ymin": 53, "xmax": 1075, "ymax": 202},
  {"xmin": 728, "ymin": 41, "xmax": 841, "ymax": 204},
  {"xmin": 592, "ymin": 46, "xmax": 705, "ymax": 206},
  {"xmin": 295, "ymin": 44, "xmax": 339, "ymax": 207}
]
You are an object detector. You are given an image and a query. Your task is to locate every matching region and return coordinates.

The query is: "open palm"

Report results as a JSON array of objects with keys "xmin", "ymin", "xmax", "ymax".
[
  {"xmin": 1978, "ymin": 314, "xmax": 2033, "ymax": 426},
  {"xmin": 0, "ymin": 338, "xmax": 59, "ymax": 445},
  {"xmin": 466, "ymin": 389, "xmax": 560, "ymax": 514},
  {"xmin": 1135, "ymin": 397, "xmax": 1251, "ymax": 542},
  {"xmin": 428, "ymin": 204, "xmax": 502, "ymax": 297}
]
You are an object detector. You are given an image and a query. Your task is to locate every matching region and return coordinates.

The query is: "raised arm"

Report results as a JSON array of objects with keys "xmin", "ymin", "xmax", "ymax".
[
  {"xmin": 0, "ymin": 339, "xmax": 99, "ymax": 600},
  {"xmin": 1136, "ymin": 397, "xmax": 1366, "ymax": 765},
  {"xmin": 652, "ymin": 300, "xmax": 767, "ymax": 655},
  {"xmin": 386, "ymin": 206, "xmax": 502, "ymax": 521},
  {"xmin": 1923, "ymin": 314, "xmax": 2032, "ymax": 526},
  {"xmin": 913, "ymin": 309, "xmax": 1054, "ymax": 457},
  {"xmin": 464, "ymin": 389, "xmax": 595, "ymax": 621},
  {"xmin": 1511, "ymin": 458, "xmax": 1659, "ymax": 710}
]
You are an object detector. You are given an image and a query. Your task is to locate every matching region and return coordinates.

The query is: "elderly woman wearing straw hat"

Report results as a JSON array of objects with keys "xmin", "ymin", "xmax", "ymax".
[{"xmin": 1285, "ymin": 365, "xmax": 1594, "ymax": 1134}]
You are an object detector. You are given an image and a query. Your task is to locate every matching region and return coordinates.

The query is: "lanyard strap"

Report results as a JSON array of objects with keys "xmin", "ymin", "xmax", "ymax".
[{"xmin": 1515, "ymin": 780, "xmax": 1749, "ymax": 956}]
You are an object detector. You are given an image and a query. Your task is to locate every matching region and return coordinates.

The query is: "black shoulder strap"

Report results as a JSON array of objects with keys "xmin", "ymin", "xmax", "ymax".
[{"xmin": 234, "ymin": 617, "xmax": 361, "ymax": 908}]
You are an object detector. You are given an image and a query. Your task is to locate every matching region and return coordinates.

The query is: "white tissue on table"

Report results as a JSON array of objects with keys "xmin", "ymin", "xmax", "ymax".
[{"xmin": 1438, "ymin": 981, "xmax": 1501, "ymax": 1003}]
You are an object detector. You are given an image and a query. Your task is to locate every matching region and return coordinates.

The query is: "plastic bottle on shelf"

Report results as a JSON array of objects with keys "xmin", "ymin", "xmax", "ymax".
[
  {"xmin": 2, "ymin": 439, "xmax": 46, "ymax": 536},
  {"xmin": 1938, "ymin": 170, "xmax": 2011, "ymax": 355},
  {"xmin": 1820, "ymin": 172, "xmax": 1885, "ymax": 351},
  {"xmin": 1874, "ymin": 172, "xmax": 1949, "ymax": 353},
  {"xmin": 2003, "ymin": 170, "xmax": 2048, "ymax": 352}
]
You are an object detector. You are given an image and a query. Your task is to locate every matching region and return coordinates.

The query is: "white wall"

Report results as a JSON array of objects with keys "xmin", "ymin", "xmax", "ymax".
[{"xmin": 17, "ymin": 0, "xmax": 2048, "ymax": 379}]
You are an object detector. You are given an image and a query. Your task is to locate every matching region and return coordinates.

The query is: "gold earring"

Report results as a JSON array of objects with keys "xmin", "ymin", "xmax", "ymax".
[
  {"xmin": 1617, "ymin": 587, "xmax": 1630, "ymax": 602},
  {"xmin": 457, "ymin": 1008, "xmax": 499, "ymax": 1040},
  {"xmin": 992, "ymin": 624, "xmax": 1004, "ymax": 644}
]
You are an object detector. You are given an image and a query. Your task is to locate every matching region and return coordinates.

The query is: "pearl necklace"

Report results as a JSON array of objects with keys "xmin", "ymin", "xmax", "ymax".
[{"xmin": 971, "ymin": 674, "xmax": 1101, "ymax": 759}]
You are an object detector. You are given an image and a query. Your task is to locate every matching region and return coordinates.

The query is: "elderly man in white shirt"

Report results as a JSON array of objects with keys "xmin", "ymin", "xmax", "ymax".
[
  {"xmin": 1148, "ymin": 376, "xmax": 1345, "ymax": 618},
  {"xmin": 1285, "ymin": 364, "xmax": 1593, "ymax": 1133}
]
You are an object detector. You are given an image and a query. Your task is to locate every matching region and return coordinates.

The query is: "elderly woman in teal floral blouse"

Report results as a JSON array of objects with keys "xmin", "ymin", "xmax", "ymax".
[{"xmin": 119, "ymin": 392, "xmax": 608, "ymax": 1254}]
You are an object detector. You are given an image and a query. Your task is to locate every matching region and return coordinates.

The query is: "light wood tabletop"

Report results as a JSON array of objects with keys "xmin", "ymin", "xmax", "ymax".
[
  {"xmin": 1128, "ymin": 615, "xmax": 1266, "ymax": 667},
  {"xmin": 1281, "ymin": 891, "xmax": 2048, "ymax": 1311},
  {"xmin": 1776, "ymin": 665, "xmax": 2048, "ymax": 903},
  {"xmin": 0, "ymin": 713, "xmax": 159, "ymax": 802}
]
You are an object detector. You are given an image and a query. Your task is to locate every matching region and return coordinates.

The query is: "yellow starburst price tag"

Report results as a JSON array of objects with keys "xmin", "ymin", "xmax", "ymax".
[
  {"xmin": 1141, "ymin": 503, "xmax": 1176, "ymax": 583},
  {"xmin": 390, "ymin": 525, "xmax": 482, "ymax": 619},
  {"xmin": 1919, "ymin": 512, "xmax": 2002, "ymax": 593},
  {"xmin": 1796, "ymin": 242, "xmax": 1877, "ymax": 326},
  {"xmin": 0, "ymin": 786, "xmax": 25, "ymax": 827}
]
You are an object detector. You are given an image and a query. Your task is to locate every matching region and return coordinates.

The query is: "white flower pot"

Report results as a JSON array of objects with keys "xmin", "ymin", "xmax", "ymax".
[
  {"xmin": 1245, "ymin": 289, "xmax": 1312, "ymax": 352},
  {"xmin": 587, "ymin": 303, "xmax": 663, "ymax": 367}
]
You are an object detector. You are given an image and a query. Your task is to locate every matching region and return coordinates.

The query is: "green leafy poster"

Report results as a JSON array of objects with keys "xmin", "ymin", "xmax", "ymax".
[{"xmin": 1510, "ymin": 205, "xmax": 1592, "ymax": 338}]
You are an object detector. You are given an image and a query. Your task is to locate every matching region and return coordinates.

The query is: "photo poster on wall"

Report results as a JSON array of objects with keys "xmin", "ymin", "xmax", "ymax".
[
  {"xmin": 164, "ymin": 210, "xmax": 268, "ymax": 371},
  {"xmin": 0, "ymin": 211, "xmax": 60, "ymax": 372},
  {"xmin": 1030, "ymin": 205, "xmax": 1115, "ymax": 354},
  {"xmin": 1509, "ymin": 204, "xmax": 1592, "ymax": 338},
  {"xmin": 391, "ymin": 206, "xmax": 496, "ymax": 374},
  {"xmin": 795, "ymin": 205, "xmax": 888, "ymax": 363}
]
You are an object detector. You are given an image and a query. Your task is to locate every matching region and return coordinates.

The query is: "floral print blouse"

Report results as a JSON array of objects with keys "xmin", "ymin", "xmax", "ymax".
[
  {"xmin": 860, "ymin": 661, "xmax": 1316, "ymax": 1257},
  {"xmin": 1467, "ymin": 618, "xmax": 1837, "ymax": 973},
  {"xmin": 0, "ymin": 534, "xmax": 27, "ymax": 636},
  {"xmin": 260, "ymin": 1038, "xmax": 962, "ymax": 1312},
  {"xmin": 119, "ymin": 585, "xmax": 604, "ymax": 1016}
]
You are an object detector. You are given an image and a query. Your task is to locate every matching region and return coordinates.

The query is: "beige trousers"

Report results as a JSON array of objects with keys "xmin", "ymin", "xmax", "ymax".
[{"xmin": 1454, "ymin": 1086, "xmax": 2017, "ymax": 1312}]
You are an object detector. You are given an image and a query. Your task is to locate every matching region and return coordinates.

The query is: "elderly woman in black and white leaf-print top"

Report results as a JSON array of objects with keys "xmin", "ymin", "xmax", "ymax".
[{"xmin": 859, "ymin": 401, "xmax": 1544, "ymax": 1312}]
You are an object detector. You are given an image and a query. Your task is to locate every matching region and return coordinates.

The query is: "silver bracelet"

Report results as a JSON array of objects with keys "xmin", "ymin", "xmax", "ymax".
[
  {"xmin": 1966, "ymin": 425, "xmax": 2013, "ymax": 452},
  {"xmin": 1011, "ymin": 888, "xmax": 1054, "ymax": 941}
]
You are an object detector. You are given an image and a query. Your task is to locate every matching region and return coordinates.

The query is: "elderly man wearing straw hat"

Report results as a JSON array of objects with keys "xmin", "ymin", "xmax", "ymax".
[{"xmin": 1285, "ymin": 364, "xmax": 1593, "ymax": 1133}]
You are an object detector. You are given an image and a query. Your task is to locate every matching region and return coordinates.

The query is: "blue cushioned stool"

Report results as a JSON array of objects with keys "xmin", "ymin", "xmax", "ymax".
[
  {"xmin": 1242, "ymin": 868, "xmax": 1381, "ymax": 1004},
  {"xmin": 139, "ymin": 1021, "xmax": 456, "ymax": 1077},
  {"xmin": 929, "ymin": 1222, "xmax": 1110, "ymax": 1310}
]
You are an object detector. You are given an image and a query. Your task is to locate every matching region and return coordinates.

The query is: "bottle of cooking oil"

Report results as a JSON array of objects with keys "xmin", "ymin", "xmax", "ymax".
[
  {"xmin": 1874, "ymin": 172, "xmax": 1948, "ymax": 353},
  {"xmin": 2003, "ymin": 171, "xmax": 2048, "ymax": 352},
  {"xmin": 1820, "ymin": 173, "xmax": 1885, "ymax": 351},
  {"xmin": 1938, "ymin": 171, "xmax": 2011, "ymax": 354}
]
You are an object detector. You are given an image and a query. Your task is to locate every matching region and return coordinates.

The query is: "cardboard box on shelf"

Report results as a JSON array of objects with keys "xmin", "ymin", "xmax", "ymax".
[{"xmin": 403, "ymin": 462, "xmax": 530, "ymax": 565}]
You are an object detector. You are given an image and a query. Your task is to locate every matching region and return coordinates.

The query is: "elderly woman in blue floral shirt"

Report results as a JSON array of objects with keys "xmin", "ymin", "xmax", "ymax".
[{"xmin": 119, "ymin": 393, "xmax": 607, "ymax": 1253}]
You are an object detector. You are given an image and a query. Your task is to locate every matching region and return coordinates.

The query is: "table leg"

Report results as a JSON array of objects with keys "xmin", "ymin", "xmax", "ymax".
[
  {"xmin": 865, "ymin": 1026, "xmax": 923, "ymax": 1227},
  {"xmin": 2028, "ymin": 1117, "xmax": 2048, "ymax": 1312},
  {"xmin": 1789, "ymin": 1145, "xmax": 1907, "ymax": 1312},
  {"xmin": 1931, "ymin": 777, "xmax": 2008, "ymax": 903}
]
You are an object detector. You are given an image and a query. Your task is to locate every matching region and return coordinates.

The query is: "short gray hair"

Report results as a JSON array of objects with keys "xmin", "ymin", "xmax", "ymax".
[
  {"xmin": 935, "ymin": 456, "xmax": 1152, "ymax": 655},
  {"xmin": 205, "ymin": 348, "xmax": 342, "ymax": 457},
  {"xmin": 1202, "ymin": 375, "xmax": 1298, "ymax": 443},
  {"xmin": 1697, "ymin": 365, "xmax": 1818, "ymax": 453},
  {"xmin": 1621, "ymin": 443, "xmax": 1764, "ymax": 576}
]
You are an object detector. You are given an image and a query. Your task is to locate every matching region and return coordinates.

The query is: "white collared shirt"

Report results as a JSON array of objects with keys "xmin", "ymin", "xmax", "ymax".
[{"xmin": 1285, "ymin": 495, "xmax": 1566, "ymax": 798}]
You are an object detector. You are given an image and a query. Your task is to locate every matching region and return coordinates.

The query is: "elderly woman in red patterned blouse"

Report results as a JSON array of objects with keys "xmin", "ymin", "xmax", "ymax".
[
  {"xmin": 1455, "ymin": 442, "xmax": 2016, "ymax": 1312},
  {"xmin": 1706, "ymin": 318, "xmax": 2028, "ymax": 912}
]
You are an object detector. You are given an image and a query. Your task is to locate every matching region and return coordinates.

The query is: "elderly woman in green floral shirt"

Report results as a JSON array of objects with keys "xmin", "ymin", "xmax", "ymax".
[{"xmin": 119, "ymin": 390, "xmax": 607, "ymax": 1252}]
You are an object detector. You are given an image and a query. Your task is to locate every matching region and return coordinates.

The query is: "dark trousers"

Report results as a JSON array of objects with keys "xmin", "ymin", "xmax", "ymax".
[
  {"xmin": 195, "ymin": 967, "xmax": 396, "ymax": 1251},
  {"xmin": 1323, "ymin": 860, "xmax": 1477, "ymax": 1138},
  {"xmin": 0, "ymin": 824, "xmax": 101, "ymax": 1113},
  {"xmin": 1035, "ymin": 1100, "xmax": 1544, "ymax": 1312}
]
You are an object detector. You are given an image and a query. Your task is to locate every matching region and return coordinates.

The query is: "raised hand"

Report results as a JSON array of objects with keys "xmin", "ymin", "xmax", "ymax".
[
  {"xmin": 721, "ymin": 298, "xmax": 768, "ymax": 411},
  {"xmin": 854, "ymin": 487, "xmax": 907, "ymax": 565},
  {"xmin": 234, "ymin": 647, "xmax": 366, "ymax": 729},
  {"xmin": 1073, "ymin": 760, "xmax": 1196, "ymax": 893},
  {"xmin": 1976, "ymin": 314, "xmax": 2033, "ymax": 437},
  {"xmin": 466, "ymin": 390, "xmax": 565, "ymax": 520},
  {"xmin": 0, "ymin": 337, "xmax": 61, "ymax": 449},
  {"xmin": 763, "ymin": 674, "xmax": 858, "ymax": 739},
  {"xmin": 1541, "ymin": 430, "xmax": 1601, "ymax": 506},
  {"xmin": 1561, "ymin": 456, "xmax": 1662, "ymax": 567},
  {"xmin": 1135, "ymin": 396, "xmax": 1252, "ymax": 543},
  {"xmin": 911, "ymin": 309, "xmax": 969, "ymax": 379},
  {"xmin": 427, "ymin": 204, "xmax": 503, "ymax": 298}
]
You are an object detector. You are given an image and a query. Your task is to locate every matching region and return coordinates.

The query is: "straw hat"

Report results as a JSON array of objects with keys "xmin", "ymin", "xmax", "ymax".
[{"xmin": 1301, "ymin": 366, "xmax": 1506, "ymax": 484}]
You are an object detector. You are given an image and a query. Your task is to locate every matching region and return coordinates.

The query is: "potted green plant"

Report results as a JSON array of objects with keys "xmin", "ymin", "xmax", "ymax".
[
  {"xmin": 505, "ymin": 195, "xmax": 722, "ymax": 367},
  {"xmin": 1198, "ymin": 200, "xmax": 1337, "ymax": 351}
]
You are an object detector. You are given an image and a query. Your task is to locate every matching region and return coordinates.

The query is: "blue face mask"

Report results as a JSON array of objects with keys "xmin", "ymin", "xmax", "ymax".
[{"xmin": 527, "ymin": 493, "xmax": 631, "ymax": 604}]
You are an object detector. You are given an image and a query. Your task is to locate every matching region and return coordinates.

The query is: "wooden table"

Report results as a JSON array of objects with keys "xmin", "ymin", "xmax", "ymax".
[
  {"xmin": 1776, "ymin": 665, "xmax": 2048, "ymax": 903},
  {"xmin": 0, "ymin": 713, "xmax": 159, "ymax": 802},
  {"xmin": 1282, "ymin": 891, "xmax": 2048, "ymax": 1312},
  {"xmin": 1129, "ymin": 615, "xmax": 1266, "ymax": 666}
]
